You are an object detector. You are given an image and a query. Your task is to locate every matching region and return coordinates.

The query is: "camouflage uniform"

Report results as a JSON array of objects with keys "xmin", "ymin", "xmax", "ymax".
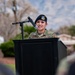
[
  {"xmin": 28, "ymin": 30, "xmax": 56, "ymax": 39},
  {"xmin": 56, "ymin": 52, "xmax": 75, "ymax": 75}
]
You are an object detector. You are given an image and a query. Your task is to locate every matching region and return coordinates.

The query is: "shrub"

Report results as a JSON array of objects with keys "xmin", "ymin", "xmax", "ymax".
[
  {"xmin": 13, "ymin": 34, "xmax": 22, "ymax": 40},
  {"xmin": 0, "ymin": 25, "xmax": 36, "ymax": 57},
  {"xmin": 0, "ymin": 40, "xmax": 14, "ymax": 57},
  {"xmin": 14, "ymin": 25, "xmax": 36, "ymax": 40},
  {"xmin": 13, "ymin": 32, "xmax": 29, "ymax": 40},
  {"xmin": 23, "ymin": 25, "xmax": 36, "ymax": 34}
]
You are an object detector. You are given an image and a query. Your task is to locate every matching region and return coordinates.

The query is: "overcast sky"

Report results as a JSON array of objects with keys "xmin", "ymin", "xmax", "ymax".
[{"xmin": 28, "ymin": 0, "xmax": 75, "ymax": 30}]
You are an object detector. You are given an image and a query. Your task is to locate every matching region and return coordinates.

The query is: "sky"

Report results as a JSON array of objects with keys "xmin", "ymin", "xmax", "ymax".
[
  {"xmin": 0, "ymin": 0, "xmax": 75, "ymax": 30},
  {"xmin": 28, "ymin": 0, "xmax": 75, "ymax": 30}
]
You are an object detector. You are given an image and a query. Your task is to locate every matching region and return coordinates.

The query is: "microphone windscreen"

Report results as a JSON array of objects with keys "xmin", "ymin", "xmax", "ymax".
[{"xmin": 28, "ymin": 17, "xmax": 35, "ymax": 27}]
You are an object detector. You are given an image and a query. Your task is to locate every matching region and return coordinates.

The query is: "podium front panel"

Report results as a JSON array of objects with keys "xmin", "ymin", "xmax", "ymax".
[
  {"xmin": 13, "ymin": 38, "xmax": 66, "ymax": 75},
  {"xmin": 21, "ymin": 42, "xmax": 54, "ymax": 75}
]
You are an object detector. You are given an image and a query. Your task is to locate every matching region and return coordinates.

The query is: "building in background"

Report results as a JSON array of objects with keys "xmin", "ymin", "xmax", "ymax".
[
  {"xmin": 58, "ymin": 34, "xmax": 75, "ymax": 52},
  {"xmin": 0, "ymin": 36, "xmax": 4, "ymax": 44}
]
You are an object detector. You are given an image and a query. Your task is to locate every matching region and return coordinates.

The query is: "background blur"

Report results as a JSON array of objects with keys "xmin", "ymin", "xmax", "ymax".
[
  {"xmin": 0, "ymin": 1, "xmax": 75, "ymax": 75},
  {"xmin": 0, "ymin": 0, "xmax": 75, "ymax": 56}
]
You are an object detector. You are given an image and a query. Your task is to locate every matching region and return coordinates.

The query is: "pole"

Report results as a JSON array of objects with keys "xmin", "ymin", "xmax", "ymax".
[
  {"xmin": 12, "ymin": 0, "xmax": 19, "ymax": 35},
  {"xmin": 12, "ymin": 0, "xmax": 17, "ymax": 22},
  {"xmin": 12, "ymin": 20, "xmax": 29, "ymax": 40},
  {"xmin": 20, "ymin": 23, "xmax": 24, "ymax": 40}
]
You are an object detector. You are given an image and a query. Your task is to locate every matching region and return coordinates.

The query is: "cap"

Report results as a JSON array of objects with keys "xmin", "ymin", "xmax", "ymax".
[{"xmin": 35, "ymin": 14, "xmax": 47, "ymax": 24}]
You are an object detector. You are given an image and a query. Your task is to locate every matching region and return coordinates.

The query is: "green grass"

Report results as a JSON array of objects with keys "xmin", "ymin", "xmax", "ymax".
[{"xmin": 6, "ymin": 64, "xmax": 15, "ymax": 73}]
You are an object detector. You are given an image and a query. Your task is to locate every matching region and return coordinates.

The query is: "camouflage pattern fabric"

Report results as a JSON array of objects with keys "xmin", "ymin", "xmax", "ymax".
[
  {"xmin": 28, "ymin": 30, "xmax": 56, "ymax": 39},
  {"xmin": 56, "ymin": 52, "xmax": 75, "ymax": 75}
]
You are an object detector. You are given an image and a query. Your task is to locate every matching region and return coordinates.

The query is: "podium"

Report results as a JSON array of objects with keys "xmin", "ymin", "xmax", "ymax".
[{"xmin": 13, "ymin": 38, "xmax": 67, "ymax": 75}]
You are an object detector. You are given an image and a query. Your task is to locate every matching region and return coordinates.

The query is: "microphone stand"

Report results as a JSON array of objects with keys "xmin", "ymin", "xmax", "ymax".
[{"xmin": 12, "ymin": 21, "xmax": 29, "ymax": 40}]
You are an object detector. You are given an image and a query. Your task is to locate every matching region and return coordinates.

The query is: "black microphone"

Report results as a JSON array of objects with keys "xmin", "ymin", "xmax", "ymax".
[{"xmin": 28, "ymin": 17, "xmax": 35, "ymax": 27}]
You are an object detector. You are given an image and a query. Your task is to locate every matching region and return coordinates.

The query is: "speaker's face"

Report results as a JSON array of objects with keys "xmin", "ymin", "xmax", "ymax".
[{"xmin": 36, "ymin": 20, "xmax": 47, "ymax": 31}]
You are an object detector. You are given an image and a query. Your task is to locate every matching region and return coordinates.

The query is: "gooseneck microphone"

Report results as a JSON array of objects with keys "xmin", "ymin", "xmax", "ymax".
[{"xmin": 28, "ymin": 17, "xmax": 36, "ymax": 27}]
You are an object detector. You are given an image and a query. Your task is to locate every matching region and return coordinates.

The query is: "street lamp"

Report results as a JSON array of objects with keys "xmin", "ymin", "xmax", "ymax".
[{"xmin": 12, "ymin": 0, "xmax": 17, "ymax": 22}]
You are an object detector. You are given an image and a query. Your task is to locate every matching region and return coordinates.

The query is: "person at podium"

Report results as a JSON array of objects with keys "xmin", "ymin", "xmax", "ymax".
[{"xmin": 28, "ymin": 14, "xmax": 56, "ymax": 39}]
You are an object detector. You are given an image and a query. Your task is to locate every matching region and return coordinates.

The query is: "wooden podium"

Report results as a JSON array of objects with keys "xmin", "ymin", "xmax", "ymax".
[{"xmin": 13, "ymin": 38, "xmax": 67, "ymax": 75}]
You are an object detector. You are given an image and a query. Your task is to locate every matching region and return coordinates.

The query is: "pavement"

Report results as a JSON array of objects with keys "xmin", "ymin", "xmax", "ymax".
[{"xmin": 0, "ymin": 57, "xmax": 15, "ymax": 64}]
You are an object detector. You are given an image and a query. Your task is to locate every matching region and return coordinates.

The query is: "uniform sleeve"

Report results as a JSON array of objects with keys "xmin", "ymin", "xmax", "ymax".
[
  {"xmin": 28, "ymin": 32, "xmax": 34, "ymax": 39},
  {"xmin": 48, "ymin": 31, "xmax": 57, "ymax": 38},
  {"xmin": 52, "ymin": 32, "xmax": 57, "ymax": 37}
]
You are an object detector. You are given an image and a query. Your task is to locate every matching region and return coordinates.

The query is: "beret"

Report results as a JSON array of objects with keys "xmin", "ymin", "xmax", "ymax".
[{"xmin": 35, "ymin": 14, "xmax": 47, "ymax": 23}]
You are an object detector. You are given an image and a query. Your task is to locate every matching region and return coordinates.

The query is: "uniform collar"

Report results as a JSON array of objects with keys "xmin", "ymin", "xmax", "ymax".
[{"xmin": 36, "ymin": 29, "xmax": 48, "ymax": 36}]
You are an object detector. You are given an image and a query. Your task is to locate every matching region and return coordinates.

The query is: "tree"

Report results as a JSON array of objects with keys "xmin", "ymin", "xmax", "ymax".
[
  {"xmin": 56, "ymin": 26, "xmax": 70, "ymax": 34},
  {"xmin": 68, "ymin": 25, "xmax": 75, "ymax": 36},
  {"xmin": 23, "ymin": 25, "xmax": 36, "ymax": 34},
  {"xmin": 14, "ymin": 25, "xmax": 36, "ymax": 39},
  {"xmin": 0, "ymin": 0, "xmax": 38, "ymax": 41}
]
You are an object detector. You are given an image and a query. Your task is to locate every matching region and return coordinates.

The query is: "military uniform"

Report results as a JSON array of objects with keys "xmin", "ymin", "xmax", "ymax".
[
  {"xmin": 28, "ymin": 14, "xmax": 56, "ymax": 39},
  {"xmin": 28, "ymin": 30, "xmax": 56, "ymax": 39},
  {"xmin": 56, "ymin": 52, "xmax": 75, "ymax": 75}
]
